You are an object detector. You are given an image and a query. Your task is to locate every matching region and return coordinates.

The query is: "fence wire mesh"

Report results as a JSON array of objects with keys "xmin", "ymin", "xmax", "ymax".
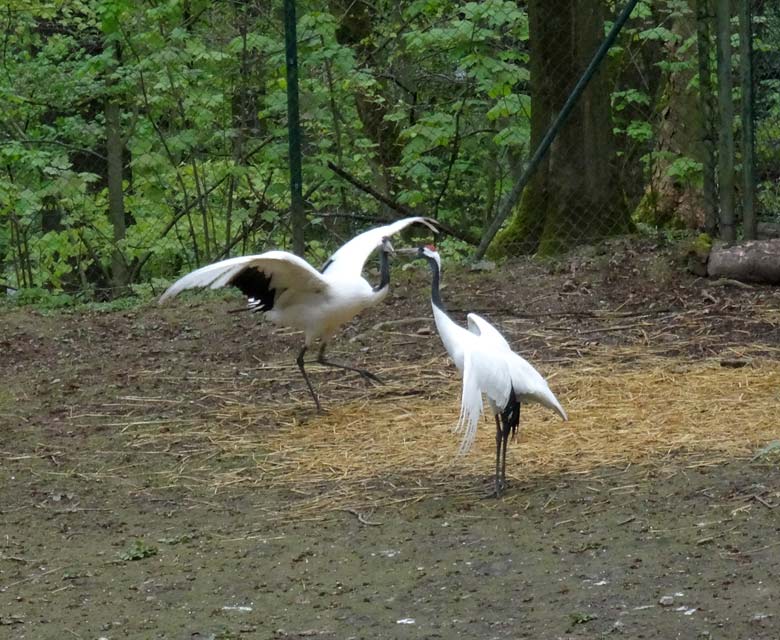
[{"xmin": 490, "ymin": 0, "xmax": 775, "ymax": 258}]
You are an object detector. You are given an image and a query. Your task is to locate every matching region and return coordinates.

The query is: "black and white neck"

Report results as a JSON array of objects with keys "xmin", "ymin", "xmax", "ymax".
[
  {"xmin": 372, "ymin": 246, "xmax": 392, "ymax": 293},
  {"xmin": 425, "ymin": 255, "xmax": 445, "ymax": 311}
]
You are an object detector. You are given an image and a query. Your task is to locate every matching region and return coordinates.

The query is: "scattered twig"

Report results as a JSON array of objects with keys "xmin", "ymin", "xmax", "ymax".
[
  {"xmin": 751, "ymin": 494, "xmax": 776, "ymax": 509},
  {"xmin": 339, "ymin": 508, "xmax": 383, "ymax": 526},
  {"xmin": 0, "ymin": 566, "xmax": 64, "ymax": 592},
  {"xmin": 578, "ymin": 322, "xmax": 653, "ymax": 335},
  {"xmin": 709, "ymin": 277, "xmax": 755, "ymax": 289}
]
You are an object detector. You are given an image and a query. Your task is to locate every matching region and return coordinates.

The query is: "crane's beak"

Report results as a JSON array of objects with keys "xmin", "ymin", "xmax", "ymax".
[{"xmin": 395, "ymin": 247, "xmax": 419, "ymax": 255}]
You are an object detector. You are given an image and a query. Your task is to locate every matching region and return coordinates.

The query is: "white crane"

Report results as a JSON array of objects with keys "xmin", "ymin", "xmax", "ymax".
[
  {"xmin": 405, "ymin": 245, "xmax": 567, "ymax": 495},
  {"xmin": 160, "ymin": 217, "xmax": 438, "ymax": 411}
]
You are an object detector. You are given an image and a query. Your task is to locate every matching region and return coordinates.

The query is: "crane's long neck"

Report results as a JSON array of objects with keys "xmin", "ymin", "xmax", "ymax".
[
  {"xmin": 426, "ymin": 256, "xmax": 445, "ymax": 310},
  {"xmin": 426, "ymin": 255, "xmax": 464, "ymax": 368},
  {"xmin": 372, "ymin": 249, "xmax": 391, "ymax": 293}
]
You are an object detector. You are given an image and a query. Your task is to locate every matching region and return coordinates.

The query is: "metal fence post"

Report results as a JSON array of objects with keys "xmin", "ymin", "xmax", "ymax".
[
  {"xmin": 284, "ymin": 0, "xmax": 306, "ymax": 256},
  {"xmin": 715, "ymin": 0, "xmax": 736, "ymax": 242},
  {"xmin": 739, "ymin": 0, "xmax": 756, "ymax": 240},
  {"xmin": 696, "ymin": 0, "xmax": 718, "ymax": 236}
]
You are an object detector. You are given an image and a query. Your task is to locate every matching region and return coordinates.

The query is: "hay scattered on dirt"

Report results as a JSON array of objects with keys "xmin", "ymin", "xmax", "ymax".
[{"xmin": 110, "ymin": 352, "xmax": 780, "ymax": 520}]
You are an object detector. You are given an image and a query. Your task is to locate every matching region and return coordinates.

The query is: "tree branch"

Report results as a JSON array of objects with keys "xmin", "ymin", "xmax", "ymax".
[
  {"xmin": 327, "ymin": 160, "xmax": 415, "ymax": 216},
  {"xmin": 326, "ymin": 160, "xmax": 478, "ymax": 244},
  {"xmin": 433, "ymin": 94, "xmax": 466, "ymax": 217}
]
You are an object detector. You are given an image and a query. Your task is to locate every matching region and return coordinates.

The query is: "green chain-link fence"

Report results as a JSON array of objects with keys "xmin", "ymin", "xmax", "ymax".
[{"xmin": 754, "ymin": 1, "xmax": 780, "ymax": 235}]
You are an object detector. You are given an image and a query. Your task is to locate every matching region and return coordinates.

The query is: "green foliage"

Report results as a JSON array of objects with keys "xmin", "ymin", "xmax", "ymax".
[
  {"xmin": 690, "ymin": 232, "xmax": 713, "ymax": 257},
  {"xmin": 118, "ymin": 539, "xmax": 158, "ymax": 561},
  {"xmin": 569, "ymin": 612, "xmax": 598, "ymax": 626},
  {"xmin": 665, "ymin": 156, "xmax": 702, "ymax": 183},
  {"xmin": 437, "ymin": 237, "xmax": 477, "ymax": 264},
  {"xmin": 755, "ymin": 76, "xmax": 780, "ymax": 221},
  {"xmin": 0, "ymin": 0, "xmax": 539, "ymax": 296},
  {"xmin": 6, "ymin": 287, "xmax": 77, "ymax": 309}
]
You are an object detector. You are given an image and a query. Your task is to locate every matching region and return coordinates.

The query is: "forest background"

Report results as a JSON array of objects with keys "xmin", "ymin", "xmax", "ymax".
[{"xmin": 1, "ymin": 0, "xmax": 778, "ymax": 303}]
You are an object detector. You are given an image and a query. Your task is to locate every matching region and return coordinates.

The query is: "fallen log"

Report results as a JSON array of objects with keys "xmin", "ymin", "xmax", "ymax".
[
  {"xmin": 707, "ymin": 239, "xmax": 780, "ymax": 284},
  {"xmin": 757, "ymin": 221, "xmax": 780, "ymax": 240}
]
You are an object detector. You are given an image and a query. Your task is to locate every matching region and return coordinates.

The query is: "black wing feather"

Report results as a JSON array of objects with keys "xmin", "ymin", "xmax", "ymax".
[{"xmin": 229, "ymin": 268, "xmax": 277, "ymax": 312}]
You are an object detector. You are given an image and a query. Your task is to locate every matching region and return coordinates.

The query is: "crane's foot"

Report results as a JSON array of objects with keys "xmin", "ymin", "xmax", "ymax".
[
  {"xmin": 481, "ymin": 477, "xmax": 506, "ymax": 499},
  {"xmin": 315, "ymin": 357, "xmax": 384, "ymax": 386},
  {"xmin": 355, "ymin": 368, "xmax": 383, "ymax": 385}
]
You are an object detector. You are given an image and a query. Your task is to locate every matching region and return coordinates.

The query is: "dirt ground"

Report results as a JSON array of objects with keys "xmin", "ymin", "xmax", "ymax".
[{"xmin": 2, "ymin": 237, "xmax": 780, "ymax": 639}]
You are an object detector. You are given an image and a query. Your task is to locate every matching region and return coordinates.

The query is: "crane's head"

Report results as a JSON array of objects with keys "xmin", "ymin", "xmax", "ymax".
[
  {"xmin": 398, "ymin": 244, "xmax": 440, "ymax": 268},
  {"xmin": 419, "ymin": 244, "xmax": 439, "ymax": 260},
  {"xmin": 380, "ymin": 236, "xmax": 395, "ymax": 254}
]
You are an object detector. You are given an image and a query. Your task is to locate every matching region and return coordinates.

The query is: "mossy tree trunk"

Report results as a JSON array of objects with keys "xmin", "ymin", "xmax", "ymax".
[
  {"xmin": 634, "ymin": 1, "xmax": 706, "ymax": 228},
  {"xmin": 492, "ymin": 0, "xmax": 630, "ymax": 257}
]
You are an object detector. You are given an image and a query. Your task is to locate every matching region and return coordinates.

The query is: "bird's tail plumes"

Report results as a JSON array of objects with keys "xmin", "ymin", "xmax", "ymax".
[
  {"xmin": 453, "ymin": 349, "xmax": 510, "ymax": 455},
  {"xmin": 454, "ymin": 391, "xmax": 483, "ymax": 456}
]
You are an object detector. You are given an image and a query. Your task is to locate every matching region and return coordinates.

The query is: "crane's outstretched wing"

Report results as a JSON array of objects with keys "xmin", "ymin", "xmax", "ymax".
[
  {"xmin": 455, "ymin": 347, "xmax": 512, "ymax": 455},
  {"xmin": 322, "ymin": 216, "xmax": 439, "ymax": 278},
  {"xmin": 466, "ymin": 313, "xmax": 511, "ymax": 351},
  {"xmin": 159, "ymin": 251, "xmax": 328, "ymax": 311}
]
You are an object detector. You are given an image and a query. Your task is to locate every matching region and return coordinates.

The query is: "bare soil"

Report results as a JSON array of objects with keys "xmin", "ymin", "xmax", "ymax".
[{"xmin": 2, "ymin": 238, "xmax": 780, "ymax": 639}]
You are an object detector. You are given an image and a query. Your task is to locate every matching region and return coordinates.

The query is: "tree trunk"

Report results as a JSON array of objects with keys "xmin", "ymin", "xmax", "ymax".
[
  {"xmin": 492, "ymin": 0, "xmax": 630, "ymax": 257},
  {"xmin": 105, "ymin": 96, "xmax": 130, "ymax": 293},
  {"xmin": 634, "ymin": 1, "xmax": 706, "ymax": 228}
]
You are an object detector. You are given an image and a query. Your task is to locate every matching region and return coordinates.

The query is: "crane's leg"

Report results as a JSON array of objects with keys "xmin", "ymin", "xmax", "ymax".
[
  {"xmin": 499, "ymin": 402, "xmax": 520, "ymax": 492},
  {"xmin": 500, "ymin": 417, "xmax": 511, "ymax": 493},
  {"xmin": 494, "ymin": 414, "xmax": 503, "ymax": 496},
  {"xmin": 315, "ymin": 344, "xmax": 383, "ymax": 385},
  {"xmin": 296, "ymin": 346, "xmax": 322, "ymax": 412}
]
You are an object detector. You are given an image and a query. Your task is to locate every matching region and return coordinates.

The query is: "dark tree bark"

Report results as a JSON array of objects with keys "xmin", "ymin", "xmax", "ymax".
[{"xmin": 492, "ymin": 0, "xmax": 630, "ymax": 256}]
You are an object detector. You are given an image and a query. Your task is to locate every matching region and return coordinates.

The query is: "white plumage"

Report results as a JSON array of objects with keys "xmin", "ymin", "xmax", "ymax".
[
  {"xmin": 160, "ymin": 217, "xmax": 438, "ymax": 411},
  {"xmin": 410, "ymin": 245, "xmax": 567, "ymax": 495}
]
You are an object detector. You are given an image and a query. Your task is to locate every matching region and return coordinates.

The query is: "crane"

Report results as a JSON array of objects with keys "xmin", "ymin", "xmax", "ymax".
[
  {"xmin": 405, "ymin": 245, "xmax": 567, "ymax": 495},
  {"xmin": 160, "ymin": 217, "xmax": 438, "ymax": 411}
]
